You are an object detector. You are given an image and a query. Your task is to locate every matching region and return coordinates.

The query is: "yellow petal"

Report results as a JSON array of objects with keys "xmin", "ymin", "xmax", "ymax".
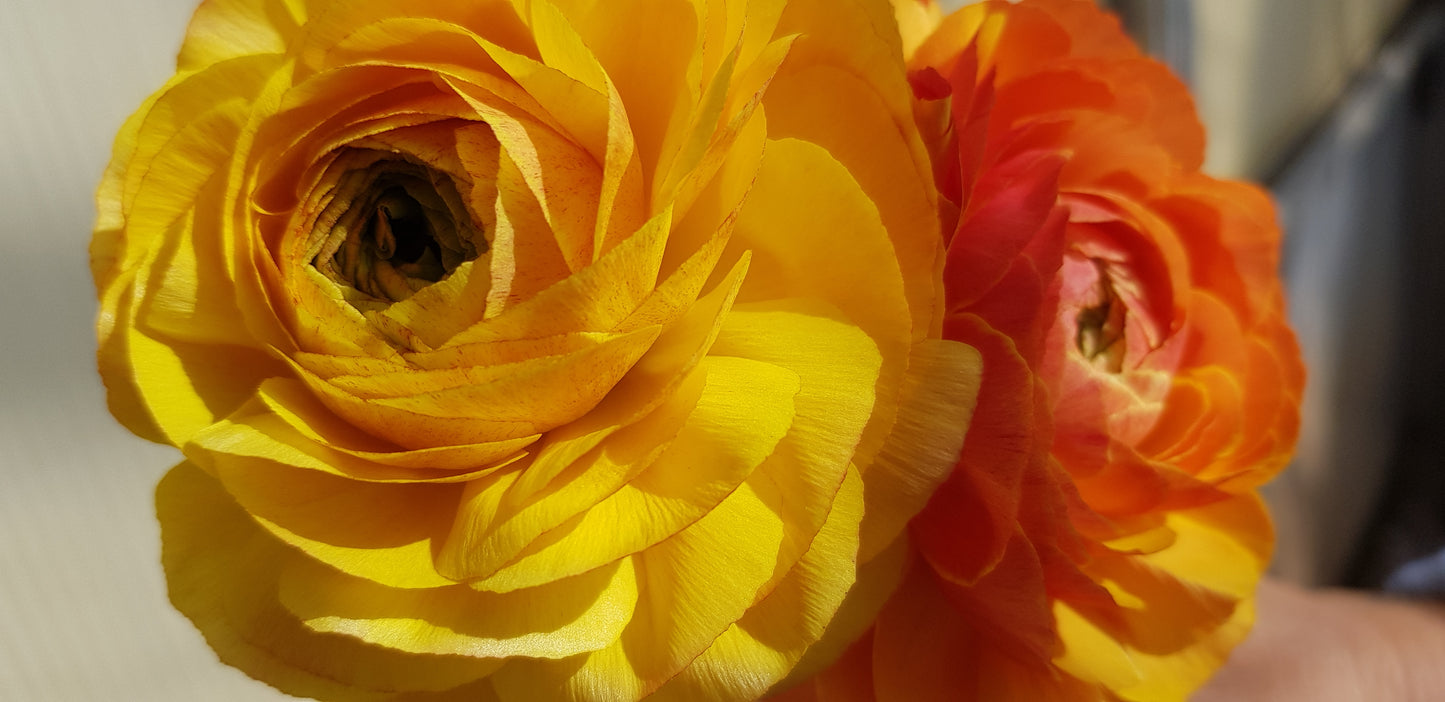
[
  {"xmin": 625, "ymin": 216, "xmax": 740, "ymax": 332},
  {"xmin": 471, "ymin": 354, "xmax": 801, "ymax": 592},
  {"xmin": 857, "ymin": 338, "xmax": 982, "ymax": 562},
  {"xmin": 478, "ymin": 128, "xmax": 577, "ymax": 313},
  {"xmin": 280, "ymin": 555, "xmax": 639, "ymax": 659},
  {"xmin": 664, "ymin": 35, "xmax": 794, "ymax": 222},
  {"xmin": 332, "ymin": 325, "xmax": 662, "ymax": 426},
  {"xmin": 512, "ymin": 0, "xmax": 648, "ymax": 254},
  {"xmin": 372, "ymin": 259, "xmax": 493, "ymax": 351},
  {"xmin": 449, "ymin": 206, "xmax": 673, "ymax": 345},
  {"xmin": 428, "ymin": 249, "xmax": 746, "ymax": 570},
  {"xmin": 462, "ymin": 8, "xmax": 610, "ymax": 168},
  {"xmin": 96, "ymin": 56, "xmax": 288, "ymax": 446},
  {"xmin": 655, "ymin": 107, "xmax": 763, "ymax": 289},
  {"xmin": 93, "ymin": 93, "xmax": 159, "ymax": 292},
  {"xmin": 472, "ymin": 253, "xmax": 750, "ymax": 525},
  {"xmin": 769, "ymin": 0, "xmax": 941, "ymax": 336},
  {"xmin": 402, "ymin": 329, "xmax": 632, "ymax": 371},
  {"xmin": 472, "ymin": 96, "xmax": 604, "ymax": 271},
  {"xmin": 1052, "ymin": 602, "xmax": 1143, "ymax": 695},
  {"xmin": 199, "ymin": 449, "xmax": 462, "ymax": 589},
  {"xmin": 158, "ymin": 463, "xmax": 497, "ymax": 698},
  {"xmin": 434, "ymin": 369, "xmax": 706, "ymax": 583},
  {"xmin": 775, "ymin": 531, "xmax": 910, "ymax": 691},
  {"xmin": 1055, "ymin": 495, "xmax": 1272, "ymax": 700},
  {"xmin": 285, "ymin": 354, "xmax": 539, "ymax": 448},
  {"xmin": 189, "ymin": 379, "xmax": 535, "ymax": 480},
  {"xmin": 95, "ymin": 271, "xmax": 166, "ymax": 443},
  {"xmin": 649, "ymin": 465, "xmax": 865, "ymax": 702},
  {"xmin": 290, "ymin": 266, "xmax": 411, "ymax": 359},
  {"xmin": 709, "ymin": 301, "xmax": 882, "ymax": 591},
  {"xmin": 121, "ymin": 55, "xmax": 279, "ymax": 270},
  {"xmin": 728, "ymin": 138, "xmax": 910, "ymax": 475},
  {"xmin": 98, "ymin": 54, "xmax": 282, "ymax": 356},
  {"xmin": 389, "ymin": 679, "xmax": 502, "ymax": 702},
  {"xmin": 553, "ymin": 0, "xmax": 701, "ymax": 188},
  {"xmin": 891, "ymin": 0, "xmax": 943, "ymax": 60},
  {"xmin": 105, "ymin": 275, "xmax": 284, "ymax": 447},
  {"xmin": 653, "ymin": 36, "xmax": 738, "ymax": 211},
  {"xmin": 492, "ymin": 482, "xmax": 785, "ymax": 701},
  {"xmin": 251, "ymin": 68, "xmax": 472, "ymax": 216},
  {"xmin": 139, "ymin": 175, "xmax": 255, "ymax": 349},
  {"xmin": 177, "ymin": 0, "xmax": 311, "ymax": 71},
  {"xmin": 293, "ymin": 0, "xmax": 535, "ymax": 79}
]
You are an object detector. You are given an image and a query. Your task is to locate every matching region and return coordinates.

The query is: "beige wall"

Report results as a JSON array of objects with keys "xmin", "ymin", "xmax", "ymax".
[
  {"xmin": 1193, "ymin": 0, "xmax": 1412, "ymax": 177},
  {"xmin": 0, "ymin": 0, "xmax": 293, "ymax": 698}
]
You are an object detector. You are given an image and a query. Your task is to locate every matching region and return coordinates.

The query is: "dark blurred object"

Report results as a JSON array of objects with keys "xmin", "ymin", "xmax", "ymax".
[
  {"xmin": 1348, "ymin": 5, "xmax": 1445, "ymax": 591},
  {"xmin": 1261, "ymin": 4, "xmax": 1444, "ymax": 586}
]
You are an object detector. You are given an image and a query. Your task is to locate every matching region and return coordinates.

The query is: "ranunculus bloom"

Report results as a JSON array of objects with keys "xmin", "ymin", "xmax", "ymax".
[
  {"xmin": 92, "ymin": 0, "xmax": 982, "ymax": 699},
  {"xmin": 776, "ymin": 1, "xmax": 1304, "ymax": 700}
]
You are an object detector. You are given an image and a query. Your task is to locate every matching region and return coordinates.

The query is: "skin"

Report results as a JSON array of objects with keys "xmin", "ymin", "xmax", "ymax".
[{"xmin": 1193, "ymin": 579, "xmax": 1445, "ymax": 701}]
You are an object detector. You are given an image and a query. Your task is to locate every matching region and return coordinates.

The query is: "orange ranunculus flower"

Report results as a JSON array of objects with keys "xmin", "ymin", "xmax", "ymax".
[
  {"xmin": 92, "ymin": 0, "xmax": 982, "ymax": 699},
  {"xmin": 776, "ymin": 1, "xmax": 1304, "ymax": 700}
]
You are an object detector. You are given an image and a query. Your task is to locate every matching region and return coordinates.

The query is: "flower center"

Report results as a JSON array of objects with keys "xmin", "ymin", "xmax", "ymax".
[
  {"xmin": 1074, "ymin": 262, "xmax": 1127, "ymax": 373},
  {"xmin": 311, "ymin": 158, "xmax": 484, "ymax": 304}
]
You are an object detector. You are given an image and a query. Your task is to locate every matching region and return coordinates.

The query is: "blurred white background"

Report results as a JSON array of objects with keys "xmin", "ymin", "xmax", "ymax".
[
  {"xmin": 0, "ymin": 0, "xmax": 289, "ymax": 698},
  {"xmin": 2, "ymin": 0, "xmax": 1440, "ymax": 699}
]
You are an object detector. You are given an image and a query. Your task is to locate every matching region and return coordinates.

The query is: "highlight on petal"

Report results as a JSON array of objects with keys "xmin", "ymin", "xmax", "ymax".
[
  {"xmin": 279, "ymin": 553, "xmax": 640, "ymax": 660},
  {"xmin": 491, "ymin": 480, "xmax": 788, "ymax": 701},
  {"xmin": 651, "ymin": 465, "xmax": 866, "ymax": 702},
  {"xmin": 158, "ymin": 463, "xmax": 498, "ymax": 699}
]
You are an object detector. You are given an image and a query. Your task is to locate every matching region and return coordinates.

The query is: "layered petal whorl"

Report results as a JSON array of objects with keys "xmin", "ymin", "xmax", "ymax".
[{"xmin": 93, "ymin": 0, "xmax": 979, "ymax": 700}]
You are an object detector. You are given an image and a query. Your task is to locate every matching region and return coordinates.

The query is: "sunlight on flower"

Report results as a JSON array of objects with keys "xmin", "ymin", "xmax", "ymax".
[{"xmin": 92, "ymin": 0, "xmax": 982, "ymax": 699}]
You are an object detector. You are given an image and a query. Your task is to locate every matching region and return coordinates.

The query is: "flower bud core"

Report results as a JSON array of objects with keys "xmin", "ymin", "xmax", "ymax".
[{"xmin": 310, "ymin": 153, "xmax": 485, "ymax": 305}]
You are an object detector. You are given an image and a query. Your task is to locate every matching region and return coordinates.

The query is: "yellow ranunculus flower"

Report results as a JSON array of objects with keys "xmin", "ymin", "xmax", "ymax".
[{"xmin": 93, "ymin": 0, "xmax": 981, "ymax": 699}]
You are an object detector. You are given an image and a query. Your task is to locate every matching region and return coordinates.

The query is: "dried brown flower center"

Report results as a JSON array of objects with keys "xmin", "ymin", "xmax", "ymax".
[
  {"xmin": 311, "ymin": 158, "xmax": 484, "ymax": 304},
  {"xmin": 1075, "ymin": 262, "xmax": 1127, "ymax": 373}
]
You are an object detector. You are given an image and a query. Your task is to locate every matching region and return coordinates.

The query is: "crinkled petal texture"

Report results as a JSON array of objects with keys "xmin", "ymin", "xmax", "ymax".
[
  {"xmin": 93, "ymin": 0, "xmax": 983, "ymax": 700},
  {"xmin": 779, "ymin": 1, "xmax": 1302, "ymax": 701}
]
